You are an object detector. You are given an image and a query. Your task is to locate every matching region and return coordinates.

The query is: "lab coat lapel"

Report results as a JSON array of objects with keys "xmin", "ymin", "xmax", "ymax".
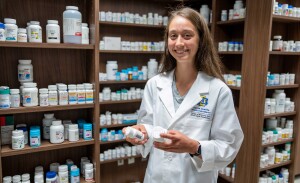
[
  {"xmin": 157, "ymin": 71, "xmax": 176, "ymax": 118},
  {"xmin": 168, "ymin": 72, "xmax": 211, "ymax": 129}
]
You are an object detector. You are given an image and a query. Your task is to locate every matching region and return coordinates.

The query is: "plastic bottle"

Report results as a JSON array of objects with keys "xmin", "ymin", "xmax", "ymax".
[
  {"xmin": 48, "ymin": 85, "xmax": 58, "ymax": 106},
  {"xmin": 58, "ymin": 84, "xmax": 68, "ymax": 105},
  {"xmin": 46, "ymin": 20, "xmax": 60, "ymax": 43},
  {"xmin": 17, "ymin": 28, "xmax": 27, "ymax": 43},
  {"xmin": 147, "ymin": 58, "xmax": 158, "ymax": 79},
  {"xmin": 29, "ymin": 127, "xmax": 41, "ymax": 147},
  {"xmin": 21, "ymin": 173, "xmax": 30, "ymax": 183},
  {"xmin": 221, "ymin": 10, "xmax": 228, "ymax": 21},
  {"xmin": 50, "ymin": 120, "xmax": 64, "ymax": 143},
  {"xmin": 50, "ymin": 162, "xmax": 60, "ymax": 173},
  {"xmin": 43, "ymin": 113, "xmax": 56, "ymax": 139},
  {"xmin": 125, "ymin": 127, "xmax": 144, "ymax": 140},
  {"xmin": 29, "ymin": 21, "xmax": 42, "ymax": 43},
  {"xmin": 70, "ymin": 166, "xmax": 80, "ymax": 183},
  {"xmin": 58, "ymin": 165, "xmax": 68, "ymax": 183},
  {"xmin": 0, "ymin": 86, "xmax": 10, "ymax": 109},
  {"xmin": 273, "ymin": 90, "xmax": 286, "ymax": 113},
  {"xmin": 46, "ymin": 171, "xmax": 58, "ymax": 183},
  {"xmin": 84, "ymin": 163, "xmax": 93, "ymax": 182},
  {"xmin": 68, "ymin": 84, "xmax": 78, "ymax": 104},
  {"xmin": 81, "ymin": 23, "xmax": 89, "ymax": 44},
  {"xmin": 4, "ymin": 18, "xmax": 18, "ymax": 42},
  {"xmin": 68, "ymin": 124, "xmax": 79, "ymax": 141},
  {"xmin": 12, "ymin": 129, "xmax": 25, "ymax": 150},
  {"xmin": 83, "ymin": 123, "xmax": 92, "ymax": 140},
  {"xmin": 106, "ymin": 61, "xmax": 118, "ymax": 80},
  {"xmin": 34, "ymin": 174, "xmax": 44, "ymax": 183},
  {"xmin": 12, "ymin": 175, "xmax": 21, "ymax": 183},
  {"xmin": 84, "ymin": 83, "xmax": 93, "ymax": 104},
  {"xmin": 264, "ymin": 98, "xmax": 271, "ymax": 114},
  {"xmin": 9, "ymin": 89, "xmax": 20, "ymax": 108},
  {"xmin": 63, "ymin": 6, "xmax": 82, "ymax": 44},
  {"xmin": 100, "ymin": 128, "xmax": 108, "ymax": 141},
  {"xmin": 273, "ymin": 35, "xmax": 283, "ymax": 51},
  {"xmin": 18, "ymin": 59, "xmax": 33, "ymax": 83},
  {"xmin": 0, "ymin": 22, "xmax": 5, "ymax": 41},
  {"xmin": 270, "ymin": 98, "xmax": 276, "ymax": 113},
  {"xmin": 22, "ymin": 82, "xmax": 38, "ymax": 107},
  {"xmin": 3, "ymin": 176, "xmax": 12, "ymax": 183},
  {"xmin": 284, "ymin": 98, "xmax": 291, "ymax": 112},
  {"xmin": 77, "ymin": 84, "xmax": 86, "ymax": 104},
  {"xmin": 39, "ymin": 88, "xmax": 49, "ymax": 106}
]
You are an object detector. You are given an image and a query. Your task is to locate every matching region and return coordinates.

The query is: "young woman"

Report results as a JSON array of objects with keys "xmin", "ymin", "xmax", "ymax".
[{"xmin": 123, "ymin": 7, "xmax": 244, "ymax": 183}]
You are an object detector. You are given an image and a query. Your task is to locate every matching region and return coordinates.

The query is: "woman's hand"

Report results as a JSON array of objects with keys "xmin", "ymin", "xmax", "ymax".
[
  {"xmin": 122, "ymin": 124, "xmax": 148, "ymax": 145},
  {"xmin": 153, "ymin": 130, "xmax": 199, "ymax": 154}
]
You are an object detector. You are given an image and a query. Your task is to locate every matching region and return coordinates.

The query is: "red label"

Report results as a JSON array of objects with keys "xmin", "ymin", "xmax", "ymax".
[{"xmin": 75, "ymin": 32, "xmax": 82, "ymax": 36}]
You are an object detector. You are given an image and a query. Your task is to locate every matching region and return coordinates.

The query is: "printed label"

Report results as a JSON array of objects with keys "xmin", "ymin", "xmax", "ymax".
[
  {"xmin": 63, "ymin": 18, "xmax": 82, "ymax": 36},
  {"xmin": 18, "ymin": 68, "xmax": 31, "ymax": 80}
]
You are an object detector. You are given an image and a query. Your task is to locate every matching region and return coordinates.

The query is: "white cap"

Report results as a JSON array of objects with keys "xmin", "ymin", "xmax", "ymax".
[
  {"xmin": 39, "ymin": 88, "xmax": 48, "ymax": 94},
  {"xmin": 85, "ymin": 163, "xmax": 93, "ymax": 169},
  {"xmin": 18, "ymin": 28, "xmax": 27, "ymax": 33},
  {"xmin": 59, "ymin": 165, "xmax": 68, "ymax": 172},
  {"xmin": 77, "ymin": 84, "xmax": 84, "ymax": 90},
  {"xmin": 30, "ymin": 21, "xmax": 40, "ymax": 25},
  {"xmin": 10, "ymin": 89, "xmax": 20, "ymax": 94},
  {"xmin": 34, "ymin": 174, "xmax": 43, "ymax": 182},
  {"xmin": 44, "ymin": 113, "xmax": 54, "ymax": 118},
  {"xmin": 69, "ymin": 124, "xmax": 78, "ymax": 130},
  {"xmin": 4, "ymin": 18, "xmax": 16, "ymax": 24},
  {"xmin": 84, "ymin": 83, "xmax": 93, "ymax": 89},
  {"xmin": 50, "ymin": 162, "xmax": 60, "ymax": 172},
  {"xmin": 68, "ymin": 84, "xmax": 76, "ymax": 90},
  {"xmin": 58, "ymin": 84, "xmax": 67, "ymax": 91},
  {"xmin": 23, "ymin": 82, "xmax": 37, "ymax": 88},
  {"xmin": 35, "ymin": 166, "xmax": 44, "ymax": 172},
  {"xmin": 47, "ymin": 20, "xmax": 58, "ymax": 24},
  {"xmin": 66, "ymin": 6, "xmax": 78, "ymax": 10},
  {"xmin": 48, "ymin": 85, "xmax": 57, "ymax": 90},
  {"xmin": 21, "ymin": 173, "xmax": 30, "ymax": 181},
  {"xmin": 3, "ymin": 176, "xmax": 12, "ymax": 182},
  {"xmin": 82, "ymin": 23, "xmax": 88, "ymax": 27},
  {"xmin": 12, "ymin": 175, "xmax": 21, "ymax": 182},
  {"xmin": 12, "ymin": 130, "xmax": 23, "ymax": 136},
  {"xmin": 70, "ymin": 165, "xmax": 78, "ymax": 170},
  {"xmin": 19, "ymin": 59, "xmax": 32, "ymax": 64},
  {"xmin": 52, "ymin": 120, "xmax": 62, "ymax": 125}
]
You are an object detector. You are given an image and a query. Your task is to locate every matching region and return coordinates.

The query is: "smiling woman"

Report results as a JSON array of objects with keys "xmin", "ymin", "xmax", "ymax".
[{"xmin": 123, "ymin": 7, "xmax": 244, "ymax": 183}]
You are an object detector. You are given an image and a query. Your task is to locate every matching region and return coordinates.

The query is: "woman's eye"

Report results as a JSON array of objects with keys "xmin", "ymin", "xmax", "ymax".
[
  {"xmin": 184, "ymin": 34, "xmax": 191, "ymax": 39},
  {"xmin": 169, "ymin": 34, "xmax": 177, "ymax": 39}
]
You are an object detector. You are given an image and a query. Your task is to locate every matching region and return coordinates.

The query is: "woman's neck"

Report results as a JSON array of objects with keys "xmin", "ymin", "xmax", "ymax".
[{"xmin": 174, "ymin": 63, "xmax": 198, "ymax": 96}]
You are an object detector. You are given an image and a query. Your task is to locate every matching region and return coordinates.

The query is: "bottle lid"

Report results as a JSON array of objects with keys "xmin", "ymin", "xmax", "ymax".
[
  {"xmin": 0, "ymin": 22, "xmax": 5, "ymax": 29},
  {"xmin": 46, "ymin": 171, "xmax": 56, "ymax": 179},
  {"xmin": 44, "ymin": 113, "xmax": 54, "ymax": 119},
  {"xmin": 19, "ymin": 59, "xmax": 32, "ymax": 64},
  {"xmin": 107, "ymin": 60, "xmax": 117, "ymax": 64},
  {"xmin": 12, "ymin": 129, "xmax": 23, "ymax": 136},
  {"xmin": 81, "ymin": 157, "xmax": 89, "ymax": 162},
  {"xmin": 85, "ymin": 163, "xmax": 93, "ymax": 169},
  {"xmin": 59, "ymin": 165, "xmax": 68, "ymax": 172},
  {"xmin": 66, "ymin": 6, "xmax": 79, "ymax": 10},
  {"xmin": 0, "ymin": 86, "xmax": 10, "ymax": 94},
  {"xmin": 47, "ymin": 20, "xmax": 58, "ymax": 24},
  {"xmin": 34, "ymin": 174, "xmax": 43, "ymax": 182},
  {"xmin": 77, "ymin": 84, "xmax": 84, "ymax": 89},
  {"xmin": 39, "ymin": 88, "xmax": 49, "ymax": 94},
  {"xmin": 12, "ymin": 175, "xmax": 21, "ymax": 182},
  {"xmin": 69, "ymin": 124, "xmax": 78, "ymax": 130},
  {"xmin": 58, "ymin": 84, "xmax": 67, "ymax": 91},
  {"xmin": 30, "ymin": 21, "xmax": 40, "ymax": 25},
  {"xmin": 18, "ymin": 28, "xmax": 26, "ymax": 34},
  {"xmin": 4, "ymin": 18, "xmax": 16, "ymax": 24},
  {"xmin": 274, "ymin": 35, "xmax": 282, "ymax": 40},
  {"xmin": 82, "ymin": 23, "xmax": 88, "ymax": 27},
  {"xmin": 48, "ymin": 85, "xmax": 57, "ymax": 91},
  {"xmin": 83, "ymin": 123, "xmax": 92, "ymax": 129},
  {"xmin": 23, "ymin": 82, "xmax": 37, "ymax": 88},
  {"xmin": 84, "ymin": 83, "xmax": 93, "ymax": 89},
  {"xmin": 52, "ymin": 120, "xmax": 62, "ymax": 126},
  {"xmin": 35, "ymin": 166, "xmax": 44, "ymax": 172},
  {"xmin": 21, "ymin": 173, "xmax": 30, "ymax": 181},
  {"xmin": 68, "ymin": 84, "xmax": 76, "ymax": 90},
  {"xmin": 3, "ymin": 176, "xmax": 12, "ymax": 182}
]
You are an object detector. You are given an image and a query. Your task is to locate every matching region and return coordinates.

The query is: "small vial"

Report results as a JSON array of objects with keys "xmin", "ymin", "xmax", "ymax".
[{"xmin": 125, "ymin": 127, "xmax": 144, "ymax": 140}]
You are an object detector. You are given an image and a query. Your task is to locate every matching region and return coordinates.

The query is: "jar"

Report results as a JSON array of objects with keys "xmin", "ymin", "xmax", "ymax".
[
  {"xmin": 106, "ymin": 61, "xmax": 118, "ymax": 80},
  {"xmin": 58, "ymin": 84, "xmax": 68, "ymax": 105},
  {"xmin": 17, "ymin": 28, "xmax": 27, "ymax": 42},
  {"xmin": 34, "ymin": 174, "xmax": 44, "ymax": 183},
  {"xmin": 0, "ymin": 22, "xmax": 5, "ymax": 41},
  {"xmin": 46, "ymin": 171, "xmax": 58, "ymax": 183},
  {"xmin": 39, "ymin": 88, "xmax": 49, "ymax": 106},
  {"xmin": 284, "ymin": 98, "xmax": 291, "ymax": 112},
  {"xmin": 50, "ymin": 120, "xmax": 64, "ymax": 143},
  {"xmin": 43, "ymin": 113, "xmax": 56, "ymax": 139},
  {"xmin": 30, "ymin": 128, "xmax": 41, "ymax": 147},
  {"xmin": 81, "ymin": 23, "xmax": 89, "ymax": 44},
  {"xmin": 12, "ymin": 175, "xmax": 21, "ymax": 183},
  {"xmin": 48, "ymin": 85, "xmax": 58, "ymax": 106},
  {"xmin": 273, "ymin": 90, "xmax": 286, "ymax": 113},
  {"xmin": 84, "ymin": 163, "xmax": 93, "ymax": 181},
  {"xmin": 63, "ymin": 6, "xmax": 82, "ymax": 44},
  {"xmin": 46, "ymin": 20, "xmax": 60, "ymax": 43},
  {"xmin": 221, "ymin": 10, "xmax": 227, "ymax": 21},
  {"xmin": 58, "ymin": 165, "xmax": 68, "ymax": 183},
  {"xmin": 290, "ymin": 101, "xmax": 295, "ymax": 111},
  {"xmin": 4, "ymin": 18, "xmax": 18, "ymax": 42},
  {"xmin": 77, "ymin": 84, "xmax": 86, "ymax": 104},
  {"xmin": 102, "ymin": 87, "xmax": 111, "ymax": 101},
  {"xmin": 0, "ymin": 86, "xmax": 10, "ymax": 109},
  {"xmin": 68, "ymin": 124, "xmax": 79, "ymax": 142},
  {"xmin": 147, "ymin": 58, "xmax": 158, "ymax": 79},
  {"xmin": 84, "ymin": 83, "xmax": 93, "ymax": 104},
  {"xmin": 50, "ymin": 162, "xmax": 60, "ymax": 172},
  {"xmin": 18, "ymin": 59, "xmax": 33, "ymax": 83},
  {"xmin": 99, "ymin": 40, "xmax": 105, "ymax": 50},
  {"xmin": 12, "ymin": 129, "xmax": 25, "ymax": 150},
  {"xmin": 22, "ymin": 82, "xmax": 38, "ymax": 106},
  {"xmin": 29, "ymin": 21, "xmax": 42, "ymax": 43},
  {"xmin": 83, "ymin": 123, "xmax": 92, "ymax": 140},
  {"xmin": 3, "ymin": 176, "xmax": 12, "ymax": 183},
  {"xmin": 16, "ymin": 124, "xmax": 28, "ymax": 145},
  {"xmin": 273, "ymin": 35, "xmax": 283, "ymax": 51},
  {"xmin": 9, "ymin": 89, "xmax": 20, "ymax": 108},
  {"xmin": 68, "ymin": 84, "xmax": 77, "ymax": 104}
]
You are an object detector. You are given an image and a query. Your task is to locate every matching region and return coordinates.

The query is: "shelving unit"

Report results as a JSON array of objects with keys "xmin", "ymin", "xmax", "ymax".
[
  {"xmin": 100, "ymin": 123, "xmax": 136, "ymax": 129},
  {"xmin": 99, "ymin": 99, "xmax": 142, "ymax": 105}
]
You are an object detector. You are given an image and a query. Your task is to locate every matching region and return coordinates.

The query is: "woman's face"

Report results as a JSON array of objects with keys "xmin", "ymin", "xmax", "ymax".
[{"xmin": 168, "ymin": 15, "xmax": 199, "ymax": 64}]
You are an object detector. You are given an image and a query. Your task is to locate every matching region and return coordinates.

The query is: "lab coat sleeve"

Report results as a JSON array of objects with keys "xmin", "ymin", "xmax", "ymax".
[
  {"xmin": 191, "ymin": 87, "xmax": 244, "ymax": 172},
  {"xmin": 137, "ymin": 81, "xmax": 155, "ymax": 158}
]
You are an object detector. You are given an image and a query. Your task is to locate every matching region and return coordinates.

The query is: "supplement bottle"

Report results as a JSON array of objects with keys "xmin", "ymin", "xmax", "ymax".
[
  {"xmin": 58, "ymin": 165, "xmax": 68, "ymax": 183},
  {"xmin": 50, "ymin": 120, "xmax": 64, "ymax": 143},
  {"xmin": 58, "ymin": 84, "xmax": 68, "ymax": 105},
  {"xmin": 147, "ymin": 58, "xmax": 158, "ymax": 79},
  {"xmin": 68, "ymin": 124, "xmax": 79, "ymax": 141},
  {"xmin": 81, "ymin": 23, "xmax": 89, "ymax": 44},
  {"xmin": 46, "ymin": 20, "xmax": 60, "ymax": 43},
  {"xmin": 84, "ymin": 163, "xmax": 94, "ymax": 182},
  {"xmin": 34, "ymin": 174, "xmax": 44, "ymax": 183},
  {"xmin": 77, "ymin": 84, "xmax": 86, "ymax": 104},
  {"xmin": 46, "ymin": 171, "xmax": 58, "ymax": 183},
  {"xmin": 18, "ymin": 59, "xmax": 33, "ymax": 83},
  {"xmin": 4, "ymin": 18, "xmax": 18, "ymax": 42},
  {"xmin": 84, "ymin": 83, "xmax": 93, "ymax": 104},
  {"xmin": 106, "ymin": 61, "xmax": 118, "ymax": 80},
  {"xmin": 0, "ymin": 22, "xmax": 5, "ymax": 41},
  {"xmin": 12, "ymin": 129, "xmax": 25, "ymax": 150},
  {"xmin": 68, "ymin": 84, "xmax": 78, "ymax": 104},
  {"xmin": 12, "ymin": 175, "xmax": 21, "ymax": 183},
  {"xmin": 29, "ymin": 21, "xmax": 42, "ymax": 43},
  {"xmin": 125, "ymin": 127, "xmax": 144, "ymax": 140},
  {"xmin": 21, "ymin": 173, "xmax": 30, "ymax": 183},
  {"xmin": 83, "ymin": 123, "xmax": 92, "ymax": 140},
  {"xmin": 274, "ymin": 90, "xmax": 286, "ymax": 113},
  {"xmin": 39, "ymin": 88, "xmax": 49, "ymax": 106},
  {"xmin": 43, "ymin": 113, "xmax": 56, "ymax": 139},
  {"xmin": 0, "ymin": 86, "xmax": 10, "ymax": 109},
  {"xmin": 48, "ymin": 85, "xmax": 58, "ymax": 106},
  {"xmin": 17, "ymin": 28, "xmax": 27, "ymax": 43},
  {"xmin": 3, "ymin": 176, "xmax": 12, "ymax": 183},
  {"xmin": 273, "ymin": 35, "xmax": 283, "ymax": 51},
  {"xmin": 63, "ymin": 6, "xmax": 82, "ymax": 44},
  {"xmin": 30, "ymin": 128, "xmax": 41, "ymax": 147},
  {"xmin": 22, "ymin": 82, "xmax": 38, "ymax": 106}
]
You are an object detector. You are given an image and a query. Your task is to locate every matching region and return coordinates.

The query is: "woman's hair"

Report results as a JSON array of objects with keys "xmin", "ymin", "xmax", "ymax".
[{"xmin": 160, "ymin": 7, "xmax": 224, "ymax": 80}]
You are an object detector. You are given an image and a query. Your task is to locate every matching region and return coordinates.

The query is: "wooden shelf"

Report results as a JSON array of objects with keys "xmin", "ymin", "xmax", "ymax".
[
  {"xmin": 100, "ymin": 154, "xmax": 142, "ymax": 164},
  {"xmin": 100, "ymin": 80, "xmax": 147, "ymax": 85},
  {"xmin": 1, "ymin": 139, "xmax": 95, "ymax": 157},
  {"xmin": 272, "ymin": 15, "xmax": 300, "ymax": 23},
  {"xmin": 99, "ymin": 50, "xmax": 163, "ymax": 54},
  {"xmin": 100, "ymin": 99, "xmax": 142, "ymax": 105},
  {"xmin": 0, "ymin": 42, "xmax": 94, "ymax": 49},
  {"xmin": 260, "ymin": 160, "xmax": 292, "ymax": 172},
  {"xmin": 217, "ymin": 18, "xmax": 245, "ymax": 25},
  {"xmin": 100, "ymin": 139, "xmax": 126, "ymax": 145},
  {"xmin": 99, "ymin": 21, "xmax": 165, "ymax": 29},
  {"xmin": 262, "ymin": 138, "xmax": 293, "ymax": 148},
  {"xmin": 218, "ymin": 51, "xmax": 243, "ymax": 55},
  {"xmin": 0, "ymin": 104, "xmax": 94, "ymax": 115},
  {"xmin": 218, "ymin": 173, "xmax": 234, "ymax": 183},
  {"xmin": 228, "ymin": 86, "xmax": 241, "ymax": 90},
  {"xmin": 270, "ymin": 51, "xmax": 300, "ymax": 55},
  {"xmin": 266, "ymin": 84, "xmax": 299, "ymax": 89},
  {"xmin": 100, "ymin": 123, "xmax": 136, "ymax": 129},
  {"xmin": 264, "ymin": 111, "xmax": 296, "ymax": 118}
]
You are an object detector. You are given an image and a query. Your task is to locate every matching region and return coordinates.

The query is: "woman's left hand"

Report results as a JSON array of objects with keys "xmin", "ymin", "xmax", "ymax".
[{"xmin": 153, "ymin": 130, "xmax": 199, "ymax": 154}]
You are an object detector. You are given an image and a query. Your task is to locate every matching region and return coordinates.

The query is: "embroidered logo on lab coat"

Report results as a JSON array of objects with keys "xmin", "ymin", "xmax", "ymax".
[
  {"xmin": 199, "ymin": 95, "xmax": 208, "ymax": 107},
  {"xmin": 191, "ymin": 94, "xmax": 211, "ymax": 120}
]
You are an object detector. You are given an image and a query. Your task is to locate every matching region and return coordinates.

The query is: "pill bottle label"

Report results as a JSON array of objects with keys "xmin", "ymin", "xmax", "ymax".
[
  {"xmin": 63, "ymin": 18, "xmax": 81, "ymax": 36},
  {"xmin": 55, "ymin": 131, "xmax": 64, "ymax": 140},
  {"xmin": 18, "ymin": 68, "xmax": 31, "ymax": 80},
  {"xmin": 78, "ymin": 92, "xmax": 85, "ymax": 103},
  {"xmin": 47, "ymin": 29, "xmax": 59, "ymax": 40},
  {"xmin": 6, "ymin": 28, "xmax": 17, "ymax": 41},
  {"xmin": 30, "ymin": 135, "xmax": 40, "ymax": 146},
  {"xmin": 86, "ymin": 92, "xmax": 93, "ymax": 103},
  {"xmin": 84, "ymin": 129, "xmax": 92, "ymax": 138},
  {"xmin": 30, "ymin": 28, "xmax": 42, "ymax": 41}
]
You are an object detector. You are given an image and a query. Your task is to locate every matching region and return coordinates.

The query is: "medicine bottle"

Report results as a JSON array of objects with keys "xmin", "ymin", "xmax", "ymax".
[
  {"xmin": 46, "ymin": 20, "xmax": 60, "ymax": 43},
  {"xmin": 16, "ymin": 125, "xmax": 28, "ymax": 145},
  {"xmin": 0, "ymin": 86, "xmax": 10, "ymax": 109},
  {"xmin": 125, "ymin": 127, "xmax": 144, "ymax": 140},
  {"xmin": 69, "ymin": 124, "xmax": 79, "ymax": 142},
  {"xmin": 0, "ymin": 23, "xmax": 5, "ymax": 41},
  {"xmin": 84, "ymin": 163, "xmax": 94, "ymax": 182},
  {"xmin": 50, "ymin": 120, "xmax": 64, "ymax": 144},
  {"xmin": 3, "ymin": 176, "xmax": 12, "ymax": 183},
  {"xmin": 18, "ymin": 59, "xmax": 33, "ymax": 83},
  {"xmin": 4, "ymin": 18, "xmax": 18, "ymax": 42},
  {"xmin": 67, "ymin": 84, "xmax": 77, "ymax": 104},
  {"xmin": 48, "ymin": 85, "xmax": 58, "ymax": 106},
  {"xmin": 39, "ymin": 88, "xmax": 49, "ymax": 106},
  {"xmin": 58, "ymin": 84, "xmax": 68, "ymax": 105},
  {"xmin": 264, "ymin": 98, "xmax": 271, "ymax": 114},
  {"xmin": 17, "ymin": 28, "xmax": 27, "ymax": 43},
  {"xmin": 147, "ymin": 58, "xmax": 158, "ymax": 79},
  {"xmin": 274, "ymin": 90, "xmax": 286, "ymax": 113},
  {"xmin": 70, "ymin": 166, "xmax": 80, "ymax": 183},
  {"xmin": 63, "ymin": 6, "xmax": 82, "ymax": 44},
  {"xmin": 12, "ymin": 175, "xmax": 21, "ymax": 183},
  {"xmin": 77, "ymin": 84, "xmax": 86, "ymax": 104},
  {"xmin": 29, "ymin": 21, "xmax": 42, "ymax": 43},
  {"xmin": 30, "ymin": 128, "xmax": 41, "ymax": 148},
  {"xmin": 84, "ymin": 83, "xmax": 93, "ymax": 104},
  {"xmin": 43, "ymin": 113, "xmax": 56, "ymax": 139},
  {"xmin": 106, "ymin": 61, "xmax": 118, "ymax": 80},
  {"xmin": 58, "ymin": 165, "xmax": 68, "ymax": 183},
  {"xmin": 50, "ymin": 162, "xmax": 60, "ymax": 173},
  {"xmin": 83, "ymin": 123, "xmax": 92, "ymax": 140},
  {"xmin": 21, "ymin": 173, "xmax": 30, "ymax": 183},
  {"xmin": 22, "ymin": 82, "xmax": 38, "ymax": 107},
  {"xmin": 273, "ymin": 35, "xmax": 283, "ymax": 51},
  {"xmin": 221, "ymin": 10, "xmax": 228, "ymax": 21},
  {"xmin": 46, "ymin": 171, "xmax": 58, "ymax": 183},
  {"xmin": 12, "ymin": 129, "xmax": 25, "ymax": 150},
  {"xmin": 34, "ymin": 174, "xmax": 44, "ymax": 183},
  {"xmin": 81, "ymin": 23, "xmax": 89, "ymax": 44}
]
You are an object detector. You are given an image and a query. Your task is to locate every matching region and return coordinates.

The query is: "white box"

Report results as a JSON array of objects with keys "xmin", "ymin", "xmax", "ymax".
[
  {"xmin": 103, "ymin": 36, "xmax": 121, "ymax": 50},
  {"xmin": 1, "ymin": 125, "xmax": 14, "ymax": 145}
]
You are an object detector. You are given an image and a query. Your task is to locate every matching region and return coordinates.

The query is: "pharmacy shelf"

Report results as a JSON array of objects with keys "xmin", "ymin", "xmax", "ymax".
[
  {"xmin": 99, "ymin": 50, "xmax": 163, "ymax": 54},
  {"xmin": 99, "ymin": 99, "xmax": 142, "ymax": 105},
  {"xmin": 1, "ymin": 139, "xmax": 94, "ymax": 157},
  {"xmin": 100, "ymin": 80, "xmax": 147, "ymax": 85},
  {"xmin": 0, "ymin": 104, "xmax": 94, "ymax": 115},
  {"xmin": 100, "ymin": 123, "xmax": 136, "ymax": 129},
  {"xmin": 264, "ymin": 111, "xmax": 296, "ymax": 119},
  {"xmin": 216, "ymin": 18, "xmax": 245, "ymax": 25},
  {"xmin": 0, "ymin": 42, "xmax": 94, "ymax": 49},
  {"xmin": 100, "ymin": 154, "xmax": 143, "ymax": 164},
  {"xmin": 99, "ymin": 21, "xmax": 165, "ymax": 29},
  {"xmin": 269, "ymin": 51, "xmax": 300, "ymax": 55},
  {"xmin": 228, "ymin": 86, "xmax": 240, "ymax": 90},
  {"xmin": 262, "ymin": 138, "xmax": 293, "ymax": 148},
  {"xmin": 100, "ymin": 139, "xmax": 126, "ymax": 145},
  {"xmin": 218, "ymin": 51, "xmax": 243, "ymax": 55},
  {"xmin": 218, "ymin": 173, "xmax": 234, "ymax": 183},
  {"xmin": 266, "ymin": 84, "xmax": 299, "ymax": 89},
  {"xmin": 259, "ymin": 160, "xmax": 292, "ymax": 172},
  {"xmin": 272, "ymin": 15, "xmax": 300, "ymax": 23}
]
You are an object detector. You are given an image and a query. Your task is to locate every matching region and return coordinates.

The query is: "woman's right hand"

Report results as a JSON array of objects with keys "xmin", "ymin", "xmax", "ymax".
[{"xmin": 122, "ymin": 124, "xmax": 148, "ymax": 145}]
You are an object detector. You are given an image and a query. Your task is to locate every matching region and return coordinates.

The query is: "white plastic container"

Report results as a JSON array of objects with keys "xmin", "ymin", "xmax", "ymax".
[
  {"xmin": 273, "ymin": 35, "xmax": 283, "ymax": 51},
  {"xmin": 77, "ymin": 84, "xmax": 86, "ymax": 104},
  {"xmin": 34, "ymin": 174, "xmax": 44, "ymax": 183},
  {"xmin": 46, "ymin": 20, "xmax": 60, "ymax": 43},
  {"xmin": 58, "ymin": 165, "xmax": 68, "ymax": 183},
  {"xmin": 106, "ymin": 61, "xmax": 118, "ymax": 80},
  {"xmin": 17, "ymin": 28, "xmax": 27, "ymax": 43},
  {"xmin": 18, "ymin": 59, "xmax": 33, "ymax": 83},
  {"xmin": 147, "ymin": 58, "xmax": 158, "ymax": 79},
  {"xmin": 43, "ymin": 113, "xmax": 56, "ymax": 139},
  {"xmin": 12, "ymin": 175, "xmax": 21, "ymax": 183},
  {"xmin": 81, "ymin": 23, "xmax": 89, "ymax": 44},
  {"xmin": 63, "ymin": 6, "xmax": 82, "ymax": 44},
  {"xmin": 46, "ymin": 171, "xmax": 58, "ymax": 183},
  {"xmin": 22, "ymin": 82, "xmax": 38, "ymax": 106},
  {"xmin": 3, "ymin": 176, "xmax": 12, "ymax": 183},
  {"xmin": 84, "ymin": 83, "xmax": 93, "ymax": 104},
  {"xmin": 84, "ymin": 163, "xmax": 93, "ymax": 181},
  {"xmin": 29, "ymin": 21, "xmax": 42, "ymax": 43},
  {"xmin": 50, "ymin": 120, "xmax": 64, "ymax": 143},
  {"xmin": 0, "ymin": 23, "xmax": 5, "ymax": 41},
  {"xmin": 102, "ymin": 87, "xmax": 111, "ymax": 101},
  {"xmin": 48, "ymin": 85, "xmax": 58, "ymax": 106},
  {"xmin": 12, "ymin": 129, "xmax": 25, "ymax": 150},
  {"xmin": 221, "ymin": 10, "xmax": 228, "ymax": 21},
  {"xmin": 58, "ymin": 84, "xmax": 68, "ymax": 105},
  {"xmin": 125, "ymin": 127, "xmax": 144, "ymax": 140},
  {"xmin": 68, "ymin": 124, "xmax": 79, "ymax": 142},
  {"xmin": 68, "ymin": 84, "xmax": 77, "ymax": 104},
  {"xmin": 273, "ymin": 90, "xmax": 286, "ymax": 113},
  {"xmin": 21, "ymin": 173, "xmax": 30, "ymax": 183},
  {"xmin": 4, "ymin": 18, "xmax": 18, "ymax": 42},
  {"xmin": 39, "ymin": 88, "xmax": 49, "ymax": 106},
  {"xmin": 264, "ymin": 98, "xmax": 271, "ymax": 114},
  {"xmin": 10, "ymin": 89, "xmax": 20, "ymax": 108}
]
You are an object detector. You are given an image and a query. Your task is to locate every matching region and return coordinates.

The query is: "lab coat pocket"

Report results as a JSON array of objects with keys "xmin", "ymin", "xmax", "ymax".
[{"xmin": 182, "ymin": 118, "xmax": 212, "ymax": 139}]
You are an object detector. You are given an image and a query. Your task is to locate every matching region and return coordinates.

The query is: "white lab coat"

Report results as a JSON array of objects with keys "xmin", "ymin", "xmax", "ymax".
[{"xmin": 137, "ymin": 70, "xmax": 244, "ymax": 183}]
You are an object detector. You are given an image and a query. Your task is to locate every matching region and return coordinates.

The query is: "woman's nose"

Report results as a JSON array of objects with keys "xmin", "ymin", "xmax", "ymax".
[{"xmin": 175, "ymin": 36, "xmax": 184, "ymax": 46}]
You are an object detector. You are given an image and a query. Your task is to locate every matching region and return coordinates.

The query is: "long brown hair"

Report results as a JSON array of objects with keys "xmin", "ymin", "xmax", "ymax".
[{"xmin": 160, "ymin": 7, "xmax": 224, "ymax": 80}]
